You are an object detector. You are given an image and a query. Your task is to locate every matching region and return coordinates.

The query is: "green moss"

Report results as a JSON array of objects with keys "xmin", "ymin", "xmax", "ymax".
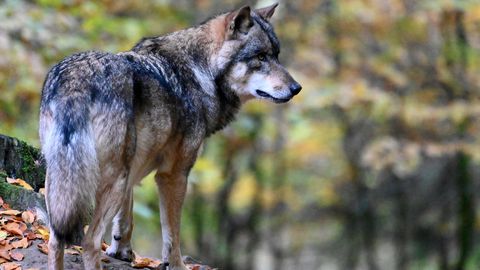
[
  {"xmin": 17, "ymin": 140, "xmax": 46, "ymax": 190},
  {"xmin": 0, "ymin": 179, "xmax": 46, "ymax": 211},
  {"xmin": 19, "ymin": 140, "xmax": 38, "ymax": 177},
  {"xmin": 0, "ymin": 180, "xmax": 22, "ymax": 196}
]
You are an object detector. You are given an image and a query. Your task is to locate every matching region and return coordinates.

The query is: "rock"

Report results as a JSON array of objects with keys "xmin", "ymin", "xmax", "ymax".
[{"xmin": 0, "ymin": 134, "xmax": 46, "ymax": 191}]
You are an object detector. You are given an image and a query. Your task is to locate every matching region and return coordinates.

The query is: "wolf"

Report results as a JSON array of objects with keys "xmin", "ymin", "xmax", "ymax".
[{"xmin": 39, "ymin": 3, "xmax": 301, "ymax": 270}]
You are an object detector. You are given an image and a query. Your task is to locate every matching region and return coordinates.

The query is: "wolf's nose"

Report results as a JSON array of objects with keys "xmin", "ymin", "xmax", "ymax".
[{"xmin": 289, "ymin": 82, "xmax": 302, "ymax": 95}]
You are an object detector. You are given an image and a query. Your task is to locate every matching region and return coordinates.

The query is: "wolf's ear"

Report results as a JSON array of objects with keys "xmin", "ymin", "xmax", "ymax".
[
  {"xmin": 225, "ymin": 6, "xmax": 253, "ymax": 39},
  {"xmin": 255, "ymin": 3, "xmax": 278, "ymax": 20}
]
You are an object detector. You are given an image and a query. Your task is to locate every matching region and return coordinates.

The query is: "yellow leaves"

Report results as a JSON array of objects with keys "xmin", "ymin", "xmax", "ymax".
[
  {"xmin": 318, "ymin": 183, "xmax": 340, "ymax": 207},
  {"xmin": 403, "ymin": 100, "xmax": 480, "ymax": 127},
  {"xmin": 192, "ymin": 158, "xmax": 222, "ymax": 195},
  {"xmin": 6, "ymin": 178, "xmax": 34, "ymax": 191},
  {"xmin": 362, "ymin": 137, "xmax": 421, "ymax": 177},
  {"xmin": 243, "ymin": 100, "xmax": 270, "ymax": 114},
  {"xmin": 465, "ymin": 5, "xmax": 480, "ymax": 23},
  {"xmin": 36, "ymin": 226, "xmax": 50, "ymax": 241},
  {"xmin": 228, "ymin": 174, "xmax": 258, "ymax": 210},
  {"xmin": 260, "ymin": 189, "xmax": 276, "ymax": 210}
]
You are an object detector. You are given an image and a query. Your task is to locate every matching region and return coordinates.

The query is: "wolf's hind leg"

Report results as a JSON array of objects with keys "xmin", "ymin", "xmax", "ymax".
[
  {"xmin": 82, "ymin": 170, "xmax": 129, "ymax": 270},
  {"xmin": 106, "ymin": 189, "xmax": 135, "ymax": 262},
  {"xmin": 155, "ymin": 171, "xmax": 188, "ymax": 270},
  {"xmin": 47, "ymin": 230, "xmax": 65, "ymax": 270}
]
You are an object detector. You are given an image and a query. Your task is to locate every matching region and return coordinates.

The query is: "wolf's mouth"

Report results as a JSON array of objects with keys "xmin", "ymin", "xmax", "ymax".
[{"xmin": 256, "ymin": 90, "xmax": 291, "ymax": 103}]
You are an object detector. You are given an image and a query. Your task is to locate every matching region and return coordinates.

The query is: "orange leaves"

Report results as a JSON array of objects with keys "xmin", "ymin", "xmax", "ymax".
[
  {"xmin": 2, "ymin": 262, "xmax": 21, "ymax": 270},
  {"xmin": 10, "ymin": 251, "xmax": 24, "ymax": 261},
  {"xmin": 3, "ymin": 223, "xmax": 25, "ymax": 236},
  {"xmin": 131, "ymin": 256, "xmax": 162, "ymax": 268},
  {"xmin": 0, "ymin": 197, "xmax": 42, "ymax": 267},
  {"xmin": 37, "ymin": 243, "xmax": 48, "ymax": 255},
  {"xmin": 11, "ymin": 238, "xmax": 29, "ymax": 249},
  {"xmin": 0, "ymin": 195, "xmax": 216, "ymax": 269}
]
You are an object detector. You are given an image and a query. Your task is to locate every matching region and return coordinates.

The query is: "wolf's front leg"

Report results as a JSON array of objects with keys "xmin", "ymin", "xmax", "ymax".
[
  {"xmin": 106, "ymin": 189, "xmax": 135, "ymax": 262},
  {"xmin": 155, "ymin": 171, "xmax": 188, "ymax": 270}
]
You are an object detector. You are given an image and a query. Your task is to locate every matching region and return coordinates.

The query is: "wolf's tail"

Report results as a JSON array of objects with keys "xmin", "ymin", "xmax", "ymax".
[{"xmin": 40, "ymin": 99, "xmax": 98, "ymax": 245}]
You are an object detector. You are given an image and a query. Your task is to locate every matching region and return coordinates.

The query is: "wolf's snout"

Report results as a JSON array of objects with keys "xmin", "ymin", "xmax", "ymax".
[{"xmin": 289, "ymin": 81, "xmax": 302, "ymax": 95}]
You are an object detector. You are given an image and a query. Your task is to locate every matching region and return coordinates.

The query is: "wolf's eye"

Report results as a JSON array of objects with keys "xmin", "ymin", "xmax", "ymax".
[{"xmin": 257, "ymin": 54, "xmax": 267, "ymax": 62}]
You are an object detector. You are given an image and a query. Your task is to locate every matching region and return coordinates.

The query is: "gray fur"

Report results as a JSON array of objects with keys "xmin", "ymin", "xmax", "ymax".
[{"xmin": 39, "ymin": 4, "xmax": 301, "ymax": 270}]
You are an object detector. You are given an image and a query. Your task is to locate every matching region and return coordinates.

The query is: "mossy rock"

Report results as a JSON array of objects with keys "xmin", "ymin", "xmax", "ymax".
[
  {"xmin": 0, "ymin": 134, "xmax": 46, "ymax": 191},
  {"xmin": 0, "ymin": 172, "xmax": 46, "ymax": 212}
]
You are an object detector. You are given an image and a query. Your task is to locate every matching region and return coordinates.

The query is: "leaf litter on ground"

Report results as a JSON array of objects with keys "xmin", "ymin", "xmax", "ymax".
[{"xmin": 0, "ymin": 192, "xmax": 215, "ymax": 270}]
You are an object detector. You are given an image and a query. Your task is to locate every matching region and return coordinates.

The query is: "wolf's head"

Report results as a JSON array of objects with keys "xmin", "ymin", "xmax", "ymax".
[{"xmin": 210, "ymin": 4, "xmax": 301, "ymax": 103}]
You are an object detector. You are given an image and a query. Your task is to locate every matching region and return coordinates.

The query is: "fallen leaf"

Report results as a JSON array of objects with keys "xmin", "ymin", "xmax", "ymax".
[
  {"xmin": 65, "ymin": 248, "xmax": 80, "ymax": 255},
  {"xmin": 26, "ymin": 268, "xmax": 41, "ymax": 270},
  {"xmin": 0, "ymin": 242, "xmax": 13, "ymax": 252},
  {"xmin": 101, "ymin": 242, "xmax": 109, "ymax": 251},
  {"xmin": 21, "ymin": 211, "xmax": 35, "ymax": 224},
  {"xmin": 0, "ymin": 230, "xmax": 7, "ymax": 240},
  {"xmin": 9, "ymin": 251, "xmax": 24, "ymax": 261},
  {"xmin": 11, "ymin": 238, "xmax": 29, "ymax": 249},
  {"xmin": 0, "ymin": 257, "xmax": 7, "ymax": 263},
  {"xmin": 38, "ymin": 188, "xmax": 45, "ymax": 195},
  {"xmin": 36, "ymin": 226, "xmax": 49, "ymax": 240},
  {"xmin": 2, "ymin": 262, "xmax": 20, "ymax": 270},
  {"xmin": 37, "ymin": 243, "xmax": 48, "ymax": 254},
  {"xmin": 148, "ymin": 259, "xmax": 162, "ymax": 268},
  {"xmin": 0, "ymin": 210, "xmax": 22, "ymax": 216},
  {"xmin": 132, "ymin": 256, "xmax": 151, "ymax": 268},
  {"xmin": 26, "ymin": 231, "xmax": 36, "ymax": 240},
  {"xmin": 0, "ymin": 197, "xmax": 4, "ymax": 207},
  {"xmin": 131, "ymin": 256, "xmax": 162, "ymax": 268},
  {"xmin": 0, "ymin": 249, "xmax": 11, "ymax": 260},
  {"xmin": 6, "ymin": 178, "xmax": 34, "ymax": 190},
  {"xmin": 3, "ymin": 223, "xmax": 23, "ymax": 236},
  {"xmin": 18, "ymin": 222, "xmax": 27, "ymax": 232}
]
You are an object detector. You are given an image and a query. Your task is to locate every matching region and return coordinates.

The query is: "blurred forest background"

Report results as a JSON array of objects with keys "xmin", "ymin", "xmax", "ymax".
[{"xmin": 1, "ymin": 0, "xmax": 480, "ymax": 269}]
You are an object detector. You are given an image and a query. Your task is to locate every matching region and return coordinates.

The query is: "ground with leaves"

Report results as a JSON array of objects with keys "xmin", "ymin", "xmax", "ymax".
[{"xmin": 0, "ymin": 178, "xmax": 213, "ymax": 270}]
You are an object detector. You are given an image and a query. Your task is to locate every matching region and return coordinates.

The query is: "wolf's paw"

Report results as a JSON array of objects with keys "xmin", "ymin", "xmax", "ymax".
[
  {"xmin": 105, "ymin": 245, "xmax": 135, "ymax": 262},
  {"xmin": 182, "ymin": 255, "xmax": 203, "ymax": 264},
  {"xmin": 159, "ymin": 262, "xmax": 189, "ymax": 270}
]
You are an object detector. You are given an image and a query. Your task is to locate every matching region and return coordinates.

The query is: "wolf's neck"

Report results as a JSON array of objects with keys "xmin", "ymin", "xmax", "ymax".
[{"xmin": 132, "ymin": 26, "xmax": 241, "ymax": 136}]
